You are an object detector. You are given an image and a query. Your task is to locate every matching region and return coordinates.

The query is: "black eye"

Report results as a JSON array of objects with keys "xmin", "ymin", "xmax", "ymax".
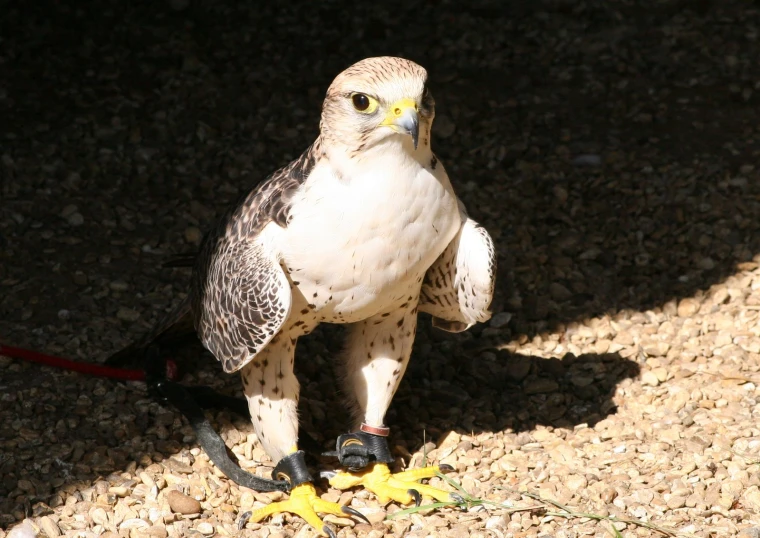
[{"xmin": 352, "ymin": 93, "xmax": 370, "ymax": 111}]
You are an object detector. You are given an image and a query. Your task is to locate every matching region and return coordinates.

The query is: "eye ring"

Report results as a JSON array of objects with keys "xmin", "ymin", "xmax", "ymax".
[
  {"xmin": 349, "ymin": 92, "xmax": 379, "ymax": 114},
  {"xmin": 351, "ymin": 93, "xmax": 371, "ymax": 111}
]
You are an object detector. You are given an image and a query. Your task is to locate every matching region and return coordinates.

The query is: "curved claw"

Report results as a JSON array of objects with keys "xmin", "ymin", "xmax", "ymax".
[
  {"xmin": 331, "ymin": 463, "xmax": 457, "ymax": 506},
  {"xmin": 450, "ymin": 492, "xmax": 466, "ymax": 504},
  {"xmin": 342, "ymin": 505, "xmax": 371, "ymax": 525},
  {"xmin": 438, "ymin": 463, "xmax": 454, "ymax": 473},
  {"xmin": 319, "ymin": 470, "xmax": 338, "ymax": 480},
  {"xmin": 237, "ymin": 511, "xmax": 252, "ymax": 531},
  {"xmin": 247, "ymin": 483, "xmax": 350, "ymax": 536},
  {"xmin": 408, "ymin": 488, "xmax": 422, "ymax": 507}
]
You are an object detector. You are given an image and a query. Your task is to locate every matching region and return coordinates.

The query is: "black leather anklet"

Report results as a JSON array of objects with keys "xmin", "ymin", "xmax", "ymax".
[
  {"xmin": 272, "ymin": 450, "xmax": 313, "ymax": 489},
  {"xmin": 327, "ymin": 431, "xmax": 395, "ymax": 471}
]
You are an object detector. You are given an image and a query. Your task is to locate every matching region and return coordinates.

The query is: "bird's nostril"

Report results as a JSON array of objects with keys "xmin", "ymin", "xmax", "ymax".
[{"xmin": 394, "ymin": 107, "xmax": 402, "ymax": 116}]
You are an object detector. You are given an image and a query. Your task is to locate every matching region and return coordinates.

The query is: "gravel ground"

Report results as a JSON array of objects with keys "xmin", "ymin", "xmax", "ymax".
[{"xmin": 4, "ymin": 0, "xmax": 760, "ymax": 536}]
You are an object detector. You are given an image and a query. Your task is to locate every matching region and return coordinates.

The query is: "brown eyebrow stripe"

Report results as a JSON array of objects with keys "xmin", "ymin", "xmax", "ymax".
[{"xmin": 347, "ymin": 91, "xmax": 380, "ymax": 101}]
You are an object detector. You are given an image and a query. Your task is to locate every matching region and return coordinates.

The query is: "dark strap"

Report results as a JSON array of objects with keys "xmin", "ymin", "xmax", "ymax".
[
  {"xmin": 324, "ymin": 430, "xmax": 395, "ymax": 471},
  {"xmin": 183, "ymin": 385, "xmax": 251, "ymax": 416},
  {"xmin": 180, "ymin": 385, "xmax": 323, "ymax": 455},
  {"xmin": 272, "ymin": 450, "xmax": 313, "ymax": 487},
  {"xmin": 144, "ymin": 346, "xmax": 290, "ymax": 493}
]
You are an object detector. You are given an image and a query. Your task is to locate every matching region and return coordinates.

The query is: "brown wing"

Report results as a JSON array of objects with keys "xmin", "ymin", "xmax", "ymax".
[
  {"xmin": 195, "ymin": 240, "xmax": 291, "ymax": 373},
  {"xmin": 106, "ymin": 142, "xmax": 321, "ymax": 370},
  {"xmin": 189, "ymin": 141, "xmax": 321, "ymax": 372}
]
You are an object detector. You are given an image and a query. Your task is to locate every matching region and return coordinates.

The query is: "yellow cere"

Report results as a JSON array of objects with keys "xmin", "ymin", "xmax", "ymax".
[{"xmin": 381, "ymin": 98, "xmax": 417, "ymax": 126}]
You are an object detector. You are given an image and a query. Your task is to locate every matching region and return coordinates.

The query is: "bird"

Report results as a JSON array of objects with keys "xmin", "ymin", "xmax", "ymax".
[{"xmin": 113, "ymin": 56, "xmax": 496, "ymax": 537}]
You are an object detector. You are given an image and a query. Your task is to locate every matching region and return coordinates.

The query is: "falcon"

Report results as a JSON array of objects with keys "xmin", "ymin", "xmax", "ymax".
[{"xmin": 118, "ymin": 57, "xmax": 496, "ymax": 536}]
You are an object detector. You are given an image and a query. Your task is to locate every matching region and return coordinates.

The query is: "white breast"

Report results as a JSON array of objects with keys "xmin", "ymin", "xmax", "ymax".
[{"xmin": 281, "ymin": 142, "xmax": 462, "ymax": 321}]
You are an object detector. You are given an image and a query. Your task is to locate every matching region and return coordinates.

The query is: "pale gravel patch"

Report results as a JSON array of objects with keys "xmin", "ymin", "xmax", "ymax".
[{"xmin": 4, "ymin": 0, "xmax": 760, "ymax": 537}]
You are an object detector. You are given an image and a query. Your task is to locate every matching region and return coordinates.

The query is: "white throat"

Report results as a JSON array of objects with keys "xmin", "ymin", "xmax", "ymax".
[{"xmin": 327, "ymin": 133, "xmax": 432, "ymax": 179}]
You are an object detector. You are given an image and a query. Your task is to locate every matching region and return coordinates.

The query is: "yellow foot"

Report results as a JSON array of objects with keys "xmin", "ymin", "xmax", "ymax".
[
  {"xmin": 239, "ymin": 483, "xmax": 369, "ymax": 538},
  {"xmin": 327, "ymin": 463, "xmax": 462, "ymax": 506}
]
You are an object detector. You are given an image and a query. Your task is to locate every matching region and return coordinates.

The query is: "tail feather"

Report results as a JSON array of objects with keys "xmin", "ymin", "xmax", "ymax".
[
  {"xmin": 105, "ymin": 298, "xmax": 196, "ymax": 367},
  {"xmin": 162, "ymin": 253, "xmax": 197, "ymax": 268}
]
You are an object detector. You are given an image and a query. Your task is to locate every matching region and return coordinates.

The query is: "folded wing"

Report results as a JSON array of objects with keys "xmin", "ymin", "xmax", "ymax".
[
  {"xmin": 195, "ymin": 239, "xmax": 292, "ymax": 373},
  {"xmin": 419, "ymin": 217, "xmax": 496, "ymax": 333}
]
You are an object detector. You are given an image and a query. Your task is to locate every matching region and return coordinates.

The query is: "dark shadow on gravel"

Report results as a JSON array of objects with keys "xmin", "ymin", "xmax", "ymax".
[
  {"xmin": 384, "ymin": 349, "xmax": 641, "ymax": 456},
  {"xmin": 285, "ymin": 328, "xmax": 641, "ymax": 464},
  {"xmin": 0, "ymin": 327, "xmax": 638, "ymax": 527}
]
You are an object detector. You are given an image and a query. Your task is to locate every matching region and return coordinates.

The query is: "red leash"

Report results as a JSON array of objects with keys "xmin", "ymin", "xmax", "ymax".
[{"xmin": 0, "ymin": 344, "xmax": 178, "ymax": 381}]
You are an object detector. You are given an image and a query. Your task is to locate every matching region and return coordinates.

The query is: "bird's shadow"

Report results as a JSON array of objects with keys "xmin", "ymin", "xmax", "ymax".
[{"xmin": 295, "ymin": 321, "xmax": 640, "ymax": 457}]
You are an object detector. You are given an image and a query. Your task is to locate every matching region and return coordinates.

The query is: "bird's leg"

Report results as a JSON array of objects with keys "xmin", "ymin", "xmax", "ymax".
[
  {"xmin": 240, "ymin": 449, "xmax": 369, "ymax": 537},
  {"xmin": 326, "ymin": 305, "xmax": 460, "ymax": 506},
  {"xmin": 325, "ymin": 430, "xmax": 458, "ymax": 505},
  {"xmin": 239, "ymin": 333, "xmax": 369, "ymax": 537}
]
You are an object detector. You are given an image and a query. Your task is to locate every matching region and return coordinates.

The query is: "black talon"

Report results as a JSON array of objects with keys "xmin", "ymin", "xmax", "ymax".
[
  {"xmin": 438, "ymin": 464, "xmax": 454, "ymax": 473},
  {"xmin": 450, "ymin": 492, "xmax": 466, "ymax": 504},
  {"xmin": 237, "ymin": 511, "xmax": 252, "ymax": 531},
  {"xmin": 342, "ymin": 505, "xmax": 371, "ymax": 525},
  {"xmin": 408, "ymin": 488, "xmax": 422, "ymax": 507},
  {"xmin": 319, "ymin": 470, "xmax": 337, "ymax": 480},
  {"xmin": 324, "ymin": 524, "xmax": 337, "ymax": 538}
]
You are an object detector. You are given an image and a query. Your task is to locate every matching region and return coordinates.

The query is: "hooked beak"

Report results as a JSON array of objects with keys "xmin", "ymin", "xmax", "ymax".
[{"xmin": 381, "ymin": 98, "xmax": 420, "ymax": 149}]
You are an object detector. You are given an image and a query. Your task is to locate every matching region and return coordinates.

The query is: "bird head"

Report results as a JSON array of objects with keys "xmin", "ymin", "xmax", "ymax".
[{"xmin": 320, "ymin": 57, "xmax": 435, "ymax": 154}]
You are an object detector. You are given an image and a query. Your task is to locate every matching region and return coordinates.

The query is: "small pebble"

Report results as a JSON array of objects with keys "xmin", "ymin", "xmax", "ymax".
[
  {"xmin": 641, "ymin": 371, "xmax": 660, "ymax": 386},
  {"xmin": 549, "ymin": 282, "xmax": 573, "ymax": 302},
  {"xmin": 109, "ymin": 280, "xmax": 129, "ymax": 292},
  {"xmin": 60, "ymin": 204, "xmax": 78, "ymax": 218},
  {"xmin": 38, "ymin": 516, "xmax": 60, "ymax": 537},
  {"xmin": 184, "ymin": 226, "xmax": 203, "ymax": 244},
  {"xmin": 677, "ymin": 298, "xmax": 701, "ymax": 317},
  {"xmin": 66, "ymin": 212, "xmax": 84, "ymax": 226},
  {"xmin": 572, "ymin": 154, "xmax": 602, "ymax": 166},
  {"xmin": 116, "ymin": 307, "xmax": 141, "ymax": 322},
  {"xmin": 142, "ymin": 527, "xmax": 169, "ymax": 538},
  {"xmin": 195, "ymin": 522, "xmax": 214, "ymax": 535},
  {"xmin": 108, "ymin": 486, "xmax": 128, "ymax": 497},
  {"xmin": 167, "ymin": 490, "xmax": 201, "ymax": 515},
  {"xmin": 523, "ymin": 378, "xmax": 559, "ymax": 394},
  {"xmin": 601, "ymin": 488, "xmax": 618, "ymax": 503},
  {"xmin": 489, "ymin": 312, "xmax": 512, "ymax": 328},
  {"xmin": 120, "ymin": 518, "xmax": 149, "ymax": 530}
]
